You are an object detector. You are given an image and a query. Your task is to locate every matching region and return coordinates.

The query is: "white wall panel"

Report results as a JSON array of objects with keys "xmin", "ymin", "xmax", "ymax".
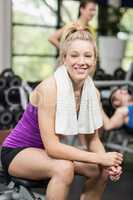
[{"xmin": 0, "ymin": 0, "xmax": 11, "ymax": 72}]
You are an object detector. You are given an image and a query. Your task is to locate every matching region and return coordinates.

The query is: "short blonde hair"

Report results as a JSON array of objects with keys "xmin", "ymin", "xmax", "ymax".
[{"xmin": 59, "ymin": 27, "xmax": 97, "ymax": 76}]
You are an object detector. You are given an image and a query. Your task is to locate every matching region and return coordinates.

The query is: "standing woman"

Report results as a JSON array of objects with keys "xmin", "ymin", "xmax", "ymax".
[
  {"xmin": 48, "ymin": 0, "xmax": 97, "ymax": 49},
  {"xmin": 1, "ymin": 28, "xmax": 123, "ymax": 200}
]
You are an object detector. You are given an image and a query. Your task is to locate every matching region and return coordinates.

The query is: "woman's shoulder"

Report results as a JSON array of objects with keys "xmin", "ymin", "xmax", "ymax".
[
  {"xmin": 30, "ymin": 75, "xmax": 57, "ymax": 107},
  {"xmin": 37, "ymin": 75, "xmax": 56, "ymax": 92}
]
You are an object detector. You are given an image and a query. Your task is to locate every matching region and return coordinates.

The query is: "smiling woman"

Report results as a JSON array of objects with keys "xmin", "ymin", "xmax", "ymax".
[
  {"xmin": 62, "ymin": 40, "xmax": 95, "ymax": 82},
  {"xmin": 59, "ymin": 27, "xmax": 97, "ymax": 78},
  {"xmin": 1, "ymin": 27, "xmax": 123, "ymax": 200}
]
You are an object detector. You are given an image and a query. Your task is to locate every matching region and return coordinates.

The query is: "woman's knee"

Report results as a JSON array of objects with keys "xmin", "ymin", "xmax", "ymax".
[
  {"xmin": 54, "ymin": 160, "xmax": 74, "ymax": 185},
  {"xmin": 90, "ymin": 166, "xmax": 108, "ymax": 184},
  {"xmin": 89, "ymin": 165, "xmax": 108, "ymax": 182},
  {"xmin": 82, "ymin": 164, "xmax": 100, "ymax": 179}
]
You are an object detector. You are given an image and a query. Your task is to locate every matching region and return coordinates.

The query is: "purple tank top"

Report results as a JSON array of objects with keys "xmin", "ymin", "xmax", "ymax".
[{"xmin": 2, "ymin": 103, "xmax": 44, "ymax": 149}]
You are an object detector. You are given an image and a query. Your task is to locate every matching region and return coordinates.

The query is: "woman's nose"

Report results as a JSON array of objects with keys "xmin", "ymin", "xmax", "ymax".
[{"xmin": 78, "ymin": 57, "xmax": 85, "ymax": 64}]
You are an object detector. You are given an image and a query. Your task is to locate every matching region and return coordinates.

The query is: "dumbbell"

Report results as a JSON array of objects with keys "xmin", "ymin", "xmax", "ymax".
[
  {"xmin": 0, "ymin": 92, "xmax": 7, "ymax": 107},
  {"xmin": 94, "ymin": 68, "xmax": 105, "ymax": 80},
  {"xmin": 1, "ymin": 69, "xmax": 22, "ymax": 87},
  {"xmin": 5, "ymin": 87, "xmax": 21, "ymax": 106},
  {"xmin": 0, "ymin": 109, "xmax": 13, "ymax": 129},
  {"xmin": 9, "ymin": 75, "xmax": 22, "ymax": 87},
  {"xmin": 104, "ymin": 74, "xmax": 113, "ymax": 80},
  {"xmin": 1, "ymin": 68, "xmax": 14, "ymax": 78},
  {"xmin": 114, "ymin": 68, "xmax": 126, "ymax": 80},
  {"xmin": 0, "ymin": 76, "xmax": 7, "ymax": 90}
]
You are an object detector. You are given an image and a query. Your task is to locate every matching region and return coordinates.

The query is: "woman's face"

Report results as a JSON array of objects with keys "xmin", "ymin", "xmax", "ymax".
[
  {"xmin": 64, "ymin": 39, "xmax": 95, "ymax": 83},
  {"xmin": 80, "ymin": 2, "xmax": 97, "ymax": 22},
  {"xmin": 112, "ymin": 89, "xmax": 132, "ymax": 108}
]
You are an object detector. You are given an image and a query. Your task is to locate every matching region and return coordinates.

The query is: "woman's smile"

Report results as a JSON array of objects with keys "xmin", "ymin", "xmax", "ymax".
[{"xmin": 73, "ymin": 66, "xmax": 88, "ymax": 74}]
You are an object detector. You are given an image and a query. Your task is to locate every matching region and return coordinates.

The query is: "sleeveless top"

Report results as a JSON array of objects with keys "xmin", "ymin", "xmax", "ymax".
[
  {"xmin": 127, "ymin": 105, "xmax": 133, "ymax": 129},
  {"xmin": 2, "ymin": 103, "xmax": 44, "ymax": 149}
]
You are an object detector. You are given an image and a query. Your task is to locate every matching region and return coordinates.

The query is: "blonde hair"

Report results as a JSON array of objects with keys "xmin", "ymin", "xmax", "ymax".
[{"xmin": 59, "ymin": 27, "xmax": 97, "ymax": 76}]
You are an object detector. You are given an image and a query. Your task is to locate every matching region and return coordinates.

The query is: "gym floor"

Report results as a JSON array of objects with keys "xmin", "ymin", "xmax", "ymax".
[{"xmin": 103, "ymin": 170, "xmax": 133, "ymax": 200}]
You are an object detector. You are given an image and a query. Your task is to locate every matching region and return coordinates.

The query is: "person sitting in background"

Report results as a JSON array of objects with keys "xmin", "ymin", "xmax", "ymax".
[
  {"xmin": 48, "ymin": 0, "xmax": 97, "ymax": 49},
  {"xmin": 102, "ymin": 88, "xmax": 133, "ymax": 131},
  {"xmin": 1, "ymin": 28, "xmax": 122, "ymax": 200}
]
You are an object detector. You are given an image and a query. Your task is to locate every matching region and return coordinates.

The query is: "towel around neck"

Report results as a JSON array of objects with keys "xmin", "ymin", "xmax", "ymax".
[{"xmin": 54, "ymin": 65, "xmax": 103, "ymax": 135}]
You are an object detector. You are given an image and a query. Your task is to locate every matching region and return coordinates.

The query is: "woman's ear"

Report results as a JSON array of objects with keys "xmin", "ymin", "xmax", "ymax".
[
  {"xmin": 80, "ymin": 7, "xmax": 83, "ymax": 16},
  {"xmin": 90, "ymin": 60, "xmax": 96, "ymax": 77},
  {"xmin": 92, "ymin": 60, "xmax": 96, "ymax": 69}
]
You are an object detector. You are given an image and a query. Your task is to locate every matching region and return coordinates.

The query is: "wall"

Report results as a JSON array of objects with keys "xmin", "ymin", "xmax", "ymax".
[{"xmin": 0, "ymin": 0, "xmax": 11, "ymax": 72}]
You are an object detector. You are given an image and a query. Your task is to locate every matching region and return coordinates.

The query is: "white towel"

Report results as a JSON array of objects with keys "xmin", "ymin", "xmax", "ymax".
[{"xmin": 54, "ymin": 65, "xmax": 103, "ymax": 135}]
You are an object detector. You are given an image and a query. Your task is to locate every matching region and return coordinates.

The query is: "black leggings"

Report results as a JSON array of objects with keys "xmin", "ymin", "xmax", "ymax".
[{"xmin": 1, "ymin": 147, "xmax": 26, "ymax": 174}]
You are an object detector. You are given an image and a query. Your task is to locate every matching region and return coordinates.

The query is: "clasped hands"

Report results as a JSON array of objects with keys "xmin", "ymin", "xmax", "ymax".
[{"xmin": 106, "ymin": 165, "xmax": 122, "ymax": 182}]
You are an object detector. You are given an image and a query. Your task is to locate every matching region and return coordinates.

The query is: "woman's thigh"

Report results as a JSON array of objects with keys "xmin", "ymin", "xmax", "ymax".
[{"xmin": 8, "ymin": 147, "xmax": 72, "ymax": 180}]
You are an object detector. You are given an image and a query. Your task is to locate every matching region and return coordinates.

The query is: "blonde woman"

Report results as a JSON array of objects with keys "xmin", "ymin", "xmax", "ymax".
[{"xmin": 1, "ymin": 28, "xmax": 122, "ymax": 200}]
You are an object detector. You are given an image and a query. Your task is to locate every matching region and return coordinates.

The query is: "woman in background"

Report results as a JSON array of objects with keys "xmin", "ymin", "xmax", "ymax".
[{"xmin": 49, "ymin": 0, "xmax": 97, "ymax": 49}]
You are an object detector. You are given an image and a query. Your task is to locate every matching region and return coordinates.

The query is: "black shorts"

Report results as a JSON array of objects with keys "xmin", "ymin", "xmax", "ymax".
[{"xmin": 1, "ymin": 147, "xmax": 26, "ymax": 174}]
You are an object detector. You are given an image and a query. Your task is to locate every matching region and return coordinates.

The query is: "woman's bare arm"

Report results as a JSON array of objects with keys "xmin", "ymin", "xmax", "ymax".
[
  {"xmin": 102, "ymin": 107, "xmax": 127, "ymax": 131},
  {"xmin": 85, "ymin": 130, "xmax": 105, "ymax": 153},
  {"xmin": 37, "ymin": 78, "xmax": 123, "ymax": 167},
  {"xmin": 48, "ymin": 27, "xmax": 65, "ymax": 49}
]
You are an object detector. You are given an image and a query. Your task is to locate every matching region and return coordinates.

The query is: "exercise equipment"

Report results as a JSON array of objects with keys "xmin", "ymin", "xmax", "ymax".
[
  {"xmin": 94, "ymin": 68, "xmax": 105, "ymax": 80},
  {"xmin": 105, "ymin": 126, "xmax": 133, "ymax": 154},
  {"xmin": 95, "ymin": 80, "xmax": 133, "ymax": 88},
  {"xmin": 1, "ymin": 69, "xmax": 14, "ymax": 79},
  {"xmin": 0, "ymin": 77, "xmax": 7, "ymax": 91},
  {"xmin": 0, "ymin": 109, "xmax": 13, "ymax": 129},
  {"xmin": 5, "ymin": 87, "xmax": 21, "ymax": 106},
  {"xmin": 0, "ymin": 69, "xmax": 32, "ymax": 130},
  {"xmin": 104, "ymin": 74, "xmax": 113, "ymax": 80},
  {"xmin": 0, "ymin": 165, "xmax": 49, "ymax": 200},
  {"xmin": 9, "ymin": 76, "xmax": 22, "ymax": 87},
  {"xmin": 114, "ymin": 67, "xmax": 126, "ymax": 80}
]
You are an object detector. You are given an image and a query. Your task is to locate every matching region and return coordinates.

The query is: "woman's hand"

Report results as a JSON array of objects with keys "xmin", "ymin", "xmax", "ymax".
[
  {"xmin": 99, "ymin": 152, "xmax": 123, "ymax": 167},
  {"xmin": 106, "ymin": 166, "xmax": 122, "ymax": 181}
]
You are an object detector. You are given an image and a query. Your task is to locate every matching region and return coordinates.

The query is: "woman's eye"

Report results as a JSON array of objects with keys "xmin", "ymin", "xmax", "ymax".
[
  {"xmin": 85, "ymin": 54, "xmax": 92, "ymax": 57},
  {"xmin": 71, "ymin": 54, "xmax": 78, "ymax": 58}
]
